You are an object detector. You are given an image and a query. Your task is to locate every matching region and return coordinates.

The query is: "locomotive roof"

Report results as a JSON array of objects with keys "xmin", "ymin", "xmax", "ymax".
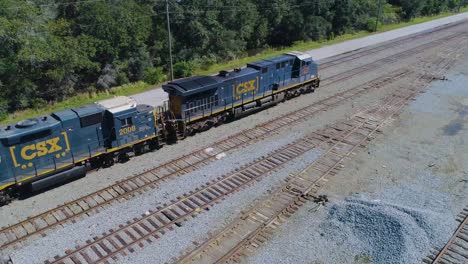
[
  {"xmin": 0, "ymin": 115, "xmax": 61, "ymax": 140},
  {"xmin": 248, "ymin": 52, "xmax": 313, "ymax": 68},
  {"xmin": 95, "ymin": 96, "xmax": 138, "ymax": 114},
  {"xmin": 52, "ymin": 104, "xmax": 104, "ymax": 122},
  {"xmin": 286, "ymin": 51, "xmax": 313, "ymax": 60},
  {"xmin": 248, "ymin": 54, "xmax": 295, "ymax": 68},
  {"xmin": 162, "ymin": 76, "xmax": 220, "ymax": 96},
  {"xmin": 163, "ymin": 67, "xmax": 258, "ymax": 96}
]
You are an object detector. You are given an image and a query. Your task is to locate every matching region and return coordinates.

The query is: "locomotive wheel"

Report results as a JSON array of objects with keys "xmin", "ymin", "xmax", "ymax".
[
  {"xmin": 118, "ymin": 152, "xmax": 130, "ymax": 163},
  {"xmin": 0, "ymin": 190, "xmax": 14, "ymax": 206},
  {"xmin": 214, "ymin": 115, "xmax": 227, "ymax": 127},
  {"xmin": 102, "ymin": 155, "xmax": 115, "ymax": 168},
  {"xmin": 202, "ymin": 121, "xmax": 214, "ymax": 131},
  {"xmin": 149, "ymin": 138, "xmax": 160, "ymax": 151},
  {"xmin": 134, "ymin": 144, "xmax": 145, "ymax": 156},
  {"xmin": 0, "ymin": 192, "xmax": 9, "ymax": 206},
  {"xmin": 178, "ymin": 121, "xmax": 187, "ymax": 139}
]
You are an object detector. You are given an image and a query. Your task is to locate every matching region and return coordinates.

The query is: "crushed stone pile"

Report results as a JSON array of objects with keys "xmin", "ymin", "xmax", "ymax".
[{"xmin": 320, "ymin": 196, "xmax": 455, "ymax": 264}]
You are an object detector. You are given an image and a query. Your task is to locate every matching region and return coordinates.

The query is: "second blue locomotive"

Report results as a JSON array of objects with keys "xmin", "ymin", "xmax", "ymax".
[{"xmin": 163, "ymin": 51, "xmax": 319, "ymax": 136}]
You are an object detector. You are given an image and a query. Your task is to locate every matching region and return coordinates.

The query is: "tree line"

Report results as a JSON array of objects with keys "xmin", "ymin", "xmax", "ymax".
[{"xmin": 0, "ymin": 0, "xmax": 466, "ymax": 119}]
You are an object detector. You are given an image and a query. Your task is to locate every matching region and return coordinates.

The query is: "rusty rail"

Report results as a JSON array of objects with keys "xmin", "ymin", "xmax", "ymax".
[
  {"xmin": 0, "ymin": 25, "xmax": 464, "ymax": 254},
  {"xmin": 424, "ymin": 207, "xmax": 468, "ymax": 264},
  {"xmin": 175, "ymin": 39, "xmax": 467, "ymax": 264}
]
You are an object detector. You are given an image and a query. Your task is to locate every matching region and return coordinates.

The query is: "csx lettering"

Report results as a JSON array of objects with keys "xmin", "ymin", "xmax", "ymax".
[
  {"xmin": 20, "ymin": 137, "xmax": 62, "ymax": 160},
  {"xmin": 119, "ymin": 125, "xmax": 136, "ymax": 136},
  {"xmin": 236, "ymin": 80, "xmax": 256, "ymax": 95}
]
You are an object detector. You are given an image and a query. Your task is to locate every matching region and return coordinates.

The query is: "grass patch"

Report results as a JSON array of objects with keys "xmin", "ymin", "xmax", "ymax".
[
  {"xmin": 2, "ymin": 9, "xmax": 467, "ymax": 126},
  {"xmin": 2, "ymin": 82, "xmax": 151, "ymax": 125}
]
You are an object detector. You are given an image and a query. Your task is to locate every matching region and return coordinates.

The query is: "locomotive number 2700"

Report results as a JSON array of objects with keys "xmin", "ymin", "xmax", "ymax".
[{"xmin": 119, "ymin": 125, "xmax": 136, "ymax": 136}]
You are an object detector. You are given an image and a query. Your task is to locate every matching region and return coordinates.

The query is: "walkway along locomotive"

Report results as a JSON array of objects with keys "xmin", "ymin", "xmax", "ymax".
[{"xmin": 0, "ymin": 51, "xmax": 319, "ymax": 205}]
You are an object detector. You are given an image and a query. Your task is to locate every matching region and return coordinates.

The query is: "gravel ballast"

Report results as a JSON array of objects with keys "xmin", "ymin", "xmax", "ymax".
[
  {"xmin": 1, "ymin": 22, "xmax": 467, "ymax": 264},
  {"xmin": 116, "ymin": 148, "xmax": 324, "ymax": 264},
  {"xmin": 245, "ymin": 47, "xmax": 468, "ymax": 264},
  {"xmin": 1, "ymin": 22, "xmax": 464, "ymax": 227},
  {"xmin": 8, "ymin": 135, "xmax": 323, "ymax": 263}
]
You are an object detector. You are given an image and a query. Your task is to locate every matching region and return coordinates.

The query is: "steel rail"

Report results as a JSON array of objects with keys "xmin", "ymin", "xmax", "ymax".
[
  {"xmin": 425, "ymin": 207, "xmax": 468, "ymax": 264},
  {"xmin": 46, "ymin": 119, "xmax": 361, "ymax": 264},
  {"xmin": 218, "ymin": 44, "xmax": 467, "ymax": 263},
  {"xmin": 0, "ymin": 67, "xmax": 410, "ymax": 252},
  {"xmin": 318, "ymin": 18, "xmax": 468, "ymax": 70},
  {"xmin": 0, "ymin": 25, "xmax": 464, "ymax": 253},
  {"xmin": 175, "ymin": 39, "xmax": 468, "ymax": 264}
]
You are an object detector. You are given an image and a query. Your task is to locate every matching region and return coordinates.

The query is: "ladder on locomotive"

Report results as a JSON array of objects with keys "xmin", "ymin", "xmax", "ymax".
[{"xmin": 156, "ymin": 101, "xmax": 183, "ymax": 141}]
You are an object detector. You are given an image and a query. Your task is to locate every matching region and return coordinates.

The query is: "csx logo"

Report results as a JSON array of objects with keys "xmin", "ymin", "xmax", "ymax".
[
  {"xmin": 21, "ymin": 137, "xmax": 62, "ymax": 160},
  {"xmin": 9, "ymin": 132, "xmax": 71, "ymax": 169},
  {"xmin": 235, "ymin": 79, "xmax": 257, "ymax": 95}
]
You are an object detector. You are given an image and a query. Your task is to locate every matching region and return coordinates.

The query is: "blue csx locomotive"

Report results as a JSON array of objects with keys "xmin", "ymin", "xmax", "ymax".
[{"xmin": 0, "ymin": 51, "xmax": 319, "ymax": 204}]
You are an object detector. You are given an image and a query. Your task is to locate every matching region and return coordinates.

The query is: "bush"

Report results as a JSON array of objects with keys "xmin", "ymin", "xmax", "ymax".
[
  {"xmin": 31, "ymin": 98, "xmax": 47, "ymax": 110},
  {"xmin": 0, "ymin": 99, "xmax": 7, "ymax": 122},
  {"xmin": 143, "ymin": 67, "xmax": 167, "ymax": 85},
  {"xmin": 366, "ymin": 18, "xmax": 381, "ymax": 32},
  {"xmin": 174, "ymin": 61, "xmax": 197, "ymax": 78},
  {"xmin": 85, "ymin": 86, "xmax": 98, "ymax": 98},
  {"xmin": 195, "ymin": 55, "xmax": 218, "ymax": 70},
  {"xmin": 96, "ymin": 64, "xmax": 118, "ymax": 90},
  {"xmin": 116, "ymin": 72, "xmax": 130, "ymax": 85}
]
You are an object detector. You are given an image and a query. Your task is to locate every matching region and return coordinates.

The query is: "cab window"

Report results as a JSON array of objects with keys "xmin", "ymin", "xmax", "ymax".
[{"xmin": 120, "ymin": 117, "xmax": 132, "ymax": 127}]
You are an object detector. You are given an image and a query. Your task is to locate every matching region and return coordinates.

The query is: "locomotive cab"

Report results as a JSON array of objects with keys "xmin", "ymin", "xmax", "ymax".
[
  {"xmin": 96, "ymin": 96, "xmax": 157, "ymax": 149},
  {"xmin": 287, "ymin": 51, "xmax": 318, "ymax": 82}
]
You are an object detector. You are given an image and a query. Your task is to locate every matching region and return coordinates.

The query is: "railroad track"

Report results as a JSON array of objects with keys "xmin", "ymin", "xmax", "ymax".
[
  {"xmin": 0, "ymin": 26, "xmax": 465, "ymax": 253},
  {"xmin": 175, "ymin": 43, "xmax": 467, "ymax": 264},
  {"xmin": 46, "ymin": 44, "xmax": 465, "ymax": 263},
  {"xmin": 424, "ymin": 206, "xmax": 468, "ymax": 264},
  {"xmin": 0, "ymin": 69, "xmax": 409, "ymax": 252},
  {"xmin": 176, "ymin": 81, "xmax": 426, "ymax": 264},
  {"xmin": 45, "ymin": 118, "xmax": 361, "ymax": 264},
  {"xmin": 320, "ymin": 32, "xmax": 462, "ymax": 87},
  {"xmin": 318, "ymin": 19, "xmax": 468, "ymax": 70}
]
